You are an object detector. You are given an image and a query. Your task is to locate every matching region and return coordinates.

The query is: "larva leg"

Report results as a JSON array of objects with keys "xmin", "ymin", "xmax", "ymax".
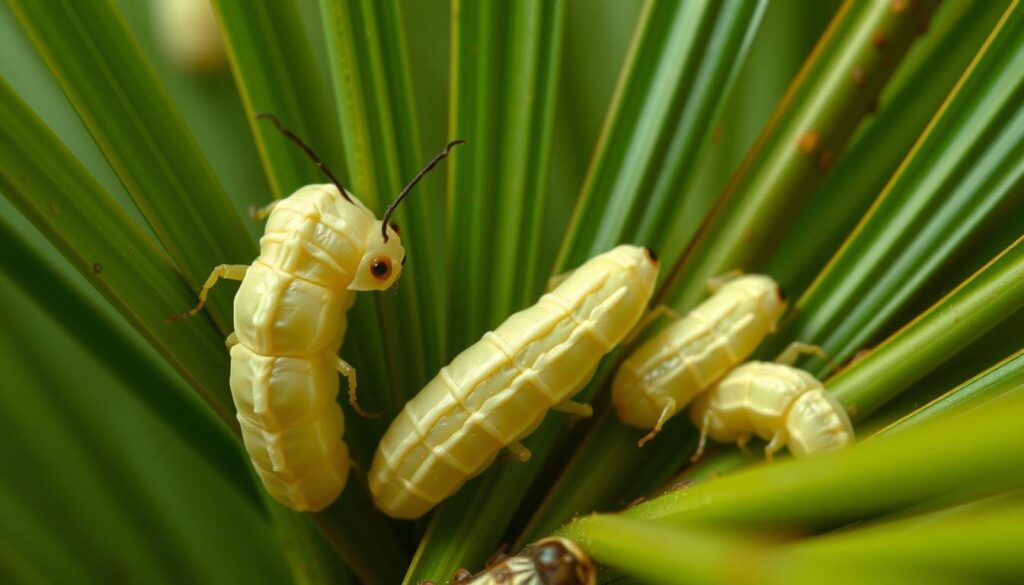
[
  {"xmin": 764, "ymin": 432, "xmax": 786, "ymax": 462},
  {"xmin": 552, "ymin": 399, "xmax": 593, "ymax": 417},
  {"xmin": 335, "ymin": 356, "xmax": 381, "ymax": 419},
  {"xmin": 736, "ymin": 435, "xmax": 753, "ymax": 458},
  {"xmin": 705, "ymin": 270, "xmax": 744, "ymax": 293},
  {"xmin": 775, "ymin": 341, "xmax": 833, "ymax": 367},
  {"xmin": 225, "ymin": 332, "xmax": 239, "ymax": 349},
  {"xmin": 167, "ymin": 264, "xmax": 248, "ymax": 322},
  {"xmin": 248, "ymin": 200, "xmax": 280, "ymax": 220},
  {"xmin": 637, "ymin": 398, "xmax": 676, "ymax": 447},
  {"xmin": 624, "ymin": 304, "xmax": 682, "ymax": 344},
  {"xmin": 506, "ymin": 441, "xmax": 532, "ymax": 462},
  {"xmin": 690, "ymin": 408, "xmax": 713, "ymax": 463}
]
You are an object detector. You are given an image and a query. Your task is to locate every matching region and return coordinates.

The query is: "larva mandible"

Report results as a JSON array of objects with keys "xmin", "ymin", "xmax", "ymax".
[
  {"xmin": 369, "ymin": 245, "xmax": 660, "ymax": 519},
  {"xmin": 689, "ymin": 360, "xmax": 855, "ymax": 460},
  {"xmin": 612, "ymin": 274, "xmax": 786, "ymax": 446},
  {"xmin": 171, "ymin": 114, "xmax": 461, "ymax": 511},
  {"xmin": 444, "ymin": 537, "xmax": 596, "ymax": 585}
]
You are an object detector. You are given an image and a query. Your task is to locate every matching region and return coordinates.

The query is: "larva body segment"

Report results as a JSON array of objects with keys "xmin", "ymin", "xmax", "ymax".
[
  {"xmin": 229, "ymin": 184, "xmax": 403, "ymax": 511},
  {"xmin": 452, "ymin": 537, "xmax": 596, "ymax": 585},
  {"xmin": 689, "ymin": 361, "xmax": 854, "ymax": 458},
  {"xmin": 370, "ymin": 245, "xmax": 659, "ymax": 519},
  {"xmin": 612, "ymin": 275, "xmax": 786, "ymax": 436}
]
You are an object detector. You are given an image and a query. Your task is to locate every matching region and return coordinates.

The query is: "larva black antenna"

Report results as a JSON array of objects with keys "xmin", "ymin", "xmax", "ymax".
[
  {"xmin": 381, "ymin": 139, "xmax": 465, "ymax": 242},
  {"xmin": 256, "ymin": 113, "xmax": 352, "ymax": 203}
]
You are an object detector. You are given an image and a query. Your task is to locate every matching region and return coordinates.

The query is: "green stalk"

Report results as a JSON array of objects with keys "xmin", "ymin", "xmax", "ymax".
[
  {"xmin": 0, "ymin": 77, "xmax": 234, "ymax": 423},
  {"xmin": 556, "ymin": 0, "xmax": 768, "ymax": 274},
  {"xmin": 766, "ymin": 0, "xmax": 1010, "ymax": 298},
  {"xmin": 445, "ymin": 0, "xmax": 564, "ymax": 352},
  {"xmin": 661, "ymin": 0, "xmax": 940, "ymax": 311},
  {"xmin": 559, "ymin": 390, "xmax": 1024, "ymax": 536},
  {"xmin": 6, "ymin": 0, "xmax": 255, "ymax": 329},
  {"xmin": 827, "ymin": 235, "xmax": 1024, "ymax": 419},
  {"xmin": 777, "ymin": 0, "xmax": 1024, "ymax": 372},
  {"xmin": 212, "ymin": 0, "xmax": 343, "ymax": 198},
  {"xmin": 0, "ymin": 214, "xmax": 252, "ymax": 503},
  {"xmin": 579, "ymin": 497, "xmax": 1024, "ymax": 585},
  {"xmin": 770, "ymin": 496, "xmax": 1024, "ymax": 583}
]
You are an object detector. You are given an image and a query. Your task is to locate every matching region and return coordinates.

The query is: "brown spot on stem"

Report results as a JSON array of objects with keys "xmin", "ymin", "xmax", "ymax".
[
  {"xmin": 796, "ymin": 131, "xmax": 821, "ymax": 155},
  {"xmin": 872, "ymin": 30, "xmax": 889, "ymax": 50},
  {"xmin": 742, "ymin": 227, "xmax": 755, "ymax": 243},
  {"xmin": 852, "ymin": 67, "xmax": 866, "ymax": 87},
  {"xmin": 49, "ymin": 202, "xmax": 61, "ymax": 215},
  {"xmin": 92, "ymin": 262, "xmax": 103, "ymax": 274},
  {"xmin": 890, "ymin": 0, "xmax": 909, "ymax": 14},
  {"xmin": 711, "ymin": 124, "xmax": 724, "ymax": 144},
  {"xmin": 918, "ymin": 17, "xmax": 930, "ymax": 35},
  {"xmin": 670, "ymin": 479, "xmax": 696, "ymax": 492}
]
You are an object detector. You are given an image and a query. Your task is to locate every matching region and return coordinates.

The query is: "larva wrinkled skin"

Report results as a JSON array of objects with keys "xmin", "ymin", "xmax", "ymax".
[
  {"xmin": 451, "ymin": 537, "xmax": 596, "ymax": 585},
  {"xmin": 230, "ymin": 184, "xmax": 403, "ymax": 511},
  {"xmin": 689, "ymin": 361, "xmax": 855, "ymax": 458},
  {"xmin": 369, "ymin": 245, "xmax": 659, "ymax": 519},
  {"xmin": 612, "ymin": 275, "xmax": 786, "ymax": 442}
]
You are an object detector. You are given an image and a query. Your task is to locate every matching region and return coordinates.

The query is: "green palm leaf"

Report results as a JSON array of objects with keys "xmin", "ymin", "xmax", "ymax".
[{"xmin": 1, "ymin": 0, "xmax": 1021, "ymax": 582}]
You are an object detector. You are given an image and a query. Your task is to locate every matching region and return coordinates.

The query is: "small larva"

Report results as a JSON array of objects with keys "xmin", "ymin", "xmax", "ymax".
[
  {"xmin": 171, "ymin": 114, "xmax": 461, "ymax": 511},
  {"xmin": 369, "ymin": 245, "xmax": 659, "ymax": 519},
  {"xmin": 612, "ymin": 274, "xmax": 786, "ymax": 446},
  {"xmin": 444, "ymin": 537, "xmax": 596, "ymax": 585},
  {"xmin": 689, "ymin": 360, "xmax": 855, "ymax": 460}
]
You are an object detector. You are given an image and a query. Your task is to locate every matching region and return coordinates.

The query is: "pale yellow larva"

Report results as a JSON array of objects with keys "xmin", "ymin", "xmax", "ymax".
[
  {"xmin": 172, "ymin": 115, "xmax": 460, "ymax": 511},
  {"xmin": 446, "ymin": 537, "xmax": 596, "ymax": 585},
  {"xmin": 369, "ymin": 245, "xmax": 660, "ymax": 519},
  {"xmin": 612, "ymin": 274, "xmax": 786, "ymax": 446},
  {"xmin": 689, "ymin": 361, "xmax": 854, "ymax": 460}
]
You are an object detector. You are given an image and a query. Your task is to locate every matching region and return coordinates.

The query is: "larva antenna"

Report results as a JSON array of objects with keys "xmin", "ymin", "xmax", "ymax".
[
  {"xmin": 255, "ymin": 113, "xmax": 352, "ymax": 203},
  {"xmin": 381, "ymin": 139, "xmax": 465, "ymax": 242}
]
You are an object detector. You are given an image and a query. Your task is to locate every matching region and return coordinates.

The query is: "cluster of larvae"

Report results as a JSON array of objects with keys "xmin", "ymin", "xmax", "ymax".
[
  {"xmin": 611, "ymin": 274, "xmax": 855, "ymax": 460},
  {"xmin": 177, "ymin": 116, "xmax": 852, "ymax": 526}
]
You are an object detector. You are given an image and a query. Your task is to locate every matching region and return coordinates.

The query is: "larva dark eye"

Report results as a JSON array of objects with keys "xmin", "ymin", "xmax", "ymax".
[
  {"xmin": 370, "ymin": 257, "xmax": 392, "ymax": 280},
  {"xmin": 390, "ymin": 221, "xmax": 400, "ymax": 235}
]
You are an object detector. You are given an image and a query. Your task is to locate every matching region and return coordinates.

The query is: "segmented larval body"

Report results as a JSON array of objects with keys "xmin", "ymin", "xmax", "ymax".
[
  {"xmin": 369, "ymin": 245, "xmax": 659, "ymax": 519},
  {"xmin": 689, "ymin": 361, "xmax": 854, "ymax": 457},
  {"xmin": 230, "ymin": 184, "xmax": 403, "ymax": 511},
  {"xmin": 612, "ymin": 275, "xmax": 786, "ymax": 432}
]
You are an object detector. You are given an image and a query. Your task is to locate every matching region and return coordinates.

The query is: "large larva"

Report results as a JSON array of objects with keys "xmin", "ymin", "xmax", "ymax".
[
  {"xmin": 689, "ymin": 361, "xmax": 855, "ymax": 460},
  {"xmin": 369, "ymin": 245, "xmax": 659, "ymax": 519},
  {"xmin": 445, "ymin": 537, "xmax": 596, "ymax": 585},
  {"xmin": 172, "ymin": 114, "xmax": 460, "ymax": 511},
  {"xmin": 612, "ymin": 274, "xmax": 786, "ymax": 446}
]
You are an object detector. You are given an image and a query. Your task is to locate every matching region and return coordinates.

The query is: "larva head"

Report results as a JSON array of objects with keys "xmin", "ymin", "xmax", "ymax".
[
  {"xmin": 785, "ymin": 389, "xmax": 855, "ymax": 457},
  {"xmin": 525, "ymin": 538, "xmax": 596, "ymax": 585},
  {"xmin": 348, "ymin": 222, "xmax": 405, "ymax": 291}
]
